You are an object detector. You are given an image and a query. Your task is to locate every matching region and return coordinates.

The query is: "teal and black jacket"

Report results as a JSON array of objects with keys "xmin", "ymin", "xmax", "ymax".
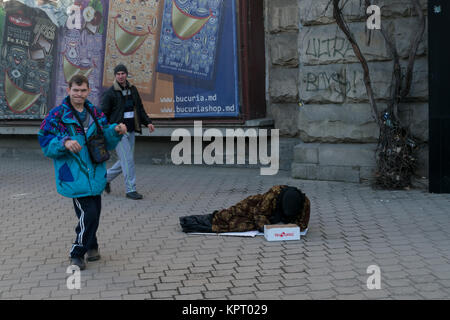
[{"xmin": 38, "ymin": 97, "xmax": 121, "ymax": 198}]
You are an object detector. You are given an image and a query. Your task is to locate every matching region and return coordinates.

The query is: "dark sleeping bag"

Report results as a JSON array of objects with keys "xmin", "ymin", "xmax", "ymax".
[{"xmin": 179, "ymin": 213, "xmax": 214, "ymax": 233}]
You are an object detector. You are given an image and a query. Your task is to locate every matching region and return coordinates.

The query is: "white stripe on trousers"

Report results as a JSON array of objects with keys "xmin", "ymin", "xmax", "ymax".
[{"xmin": 70, "ymin": 198, "xmax": 86, "ymax": 255}]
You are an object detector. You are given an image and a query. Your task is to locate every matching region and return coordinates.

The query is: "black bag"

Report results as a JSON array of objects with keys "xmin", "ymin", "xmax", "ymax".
[
  {"xmin": 179, "ymin": 214, "xmax": 214, "ymax": 233},
  {"xmin": 86, "ymin": 131, "xmax": 110, "ymax": 164},
  {"xmin": 70, "ymin": 105, "xmax": 110, "ymax": 164}
]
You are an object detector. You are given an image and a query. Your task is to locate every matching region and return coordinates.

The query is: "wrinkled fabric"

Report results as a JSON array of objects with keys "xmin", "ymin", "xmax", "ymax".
[
  {"xmin": 38, "ymin": 97, "xmax": 121, "ymax": 198},
  {"xmin": 101, "ymin": 80, "xmax": 152, "ymax": 134},
  {"xmin": 211, "ymin": 185, "xmax": 283, "ymax": 233},
  {"xmin": 180, "ymin": 186, "xmax": 311, "ymax": 234},
  {"xmin": 180, "ymin": 214, "xmax": 214, "ymax": 233},
  {"xmin": 211, "ymin": 185, "xmax": 310, "ymax": 233}
]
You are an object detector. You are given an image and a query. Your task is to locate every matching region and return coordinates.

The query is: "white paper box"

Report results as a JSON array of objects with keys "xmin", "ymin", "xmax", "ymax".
[{"xmin": 264, "ymin": 224, "xmax": 300, "ymax": 241}]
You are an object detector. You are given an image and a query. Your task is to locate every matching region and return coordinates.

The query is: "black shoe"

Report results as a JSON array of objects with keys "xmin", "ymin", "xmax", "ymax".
[
  {"xmin": 69, "ymin": 256, "xmax": 86, "ymax": 270},
  {"xmin": 126, "ymin": 191, "xmax": 143, "ymax": 200},
  {"xmin": 105, "ymin": 182, "xmax": 111, "ymax": 194},
  {"xmin": 86, "ymin": 248, "xmax": 101, "ymax": 262}
]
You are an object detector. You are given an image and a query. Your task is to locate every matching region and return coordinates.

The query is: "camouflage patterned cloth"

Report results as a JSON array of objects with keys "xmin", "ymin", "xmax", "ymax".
[{"xmin": 211, "ymin": 185, "xmax": 310, "ymax": 233}]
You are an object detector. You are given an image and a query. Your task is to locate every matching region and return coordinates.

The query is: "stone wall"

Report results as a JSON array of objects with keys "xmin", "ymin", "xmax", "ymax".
[
  {"xmin": 265, "ymin": 0, "xmax": 300, "ymax": 137},
  {"xmin": 265, "ymin": 0, "xmax": 429, "ymax": 181}
]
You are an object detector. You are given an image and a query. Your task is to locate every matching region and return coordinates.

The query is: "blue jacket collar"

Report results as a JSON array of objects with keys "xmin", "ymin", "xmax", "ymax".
[{"xmin": 60, "ymin": 96, "xmax": 94, "ymax": 125}]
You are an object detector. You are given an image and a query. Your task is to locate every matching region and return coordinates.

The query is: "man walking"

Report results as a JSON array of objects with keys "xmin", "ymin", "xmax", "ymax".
[
  {"xmin": 38, "ymin": 75, "xmax": 128, "ymax": 270},
  {"xmin": 101, "ymin": 64, "xmax": 155, "ymax": 200}
]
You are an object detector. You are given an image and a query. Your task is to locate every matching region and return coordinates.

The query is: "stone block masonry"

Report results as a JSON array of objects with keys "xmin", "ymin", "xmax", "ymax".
[{"xmin": 264, "ymin": 0, "xmax": 429, "ymax": 182}]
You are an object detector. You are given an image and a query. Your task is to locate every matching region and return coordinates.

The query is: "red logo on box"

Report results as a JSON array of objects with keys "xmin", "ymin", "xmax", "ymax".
[{"xmin": 275, "ymin": 232, "xmax": 294, "ymax": 238}]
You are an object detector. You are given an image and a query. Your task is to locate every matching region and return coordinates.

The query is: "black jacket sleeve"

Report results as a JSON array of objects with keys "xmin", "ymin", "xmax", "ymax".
[
  {"xmin": 133, "ymin": 86, "xmax": 152, "ymax": 126},
  {"xmin": 100, "ymin": 87, "xmax": 114, "ymax": 122}
]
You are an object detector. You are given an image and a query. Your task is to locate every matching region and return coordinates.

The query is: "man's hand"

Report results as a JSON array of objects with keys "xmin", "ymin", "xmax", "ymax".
[
  {"xmin": 148, "ymin": 123, "xmax": 155, "ymax": 133},
  {"xmin": 115, "ymin": 123, "xmax": 128, "ymax": 135},
  {"xmin": 65, "ymin": 140, "xmax": 82, "ymax": 153}
]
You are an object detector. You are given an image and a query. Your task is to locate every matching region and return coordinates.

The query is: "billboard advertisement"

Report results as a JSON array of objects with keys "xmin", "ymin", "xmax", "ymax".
[
  {"xmin": 53, "ymin": 0, "xmax": 107, "ymax": 108},
  {"xmin": 0, "ymin": 0, "xmax": 239, "ymax": 120},
  {"xmin": 0, "ymin": 0, "xmax": 57, "ymax": 119}
]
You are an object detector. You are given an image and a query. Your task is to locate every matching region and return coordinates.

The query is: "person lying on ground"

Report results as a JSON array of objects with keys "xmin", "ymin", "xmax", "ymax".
[{"xmin": 180, "ymin": 185, "xmax": 310, "ymax": 233}]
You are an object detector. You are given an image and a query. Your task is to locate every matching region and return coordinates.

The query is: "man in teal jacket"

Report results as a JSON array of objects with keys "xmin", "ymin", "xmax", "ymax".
[{"xmin": 38, "ymin": 75, "xmax": 127, "ymax": 270}]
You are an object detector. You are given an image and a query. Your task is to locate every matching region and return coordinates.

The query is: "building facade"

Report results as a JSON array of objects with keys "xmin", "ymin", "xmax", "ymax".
[
  {"xmin": 265, "ymin": 0, "xmax": 428, "ymax": 182},
  {"xmin": 0, "ymin": 0, "xmax": 429, "ymax": 184}
]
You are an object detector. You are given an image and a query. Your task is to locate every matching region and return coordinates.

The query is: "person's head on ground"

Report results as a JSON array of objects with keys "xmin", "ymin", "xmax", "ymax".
[
  {"xmin": 67, "ymin": 75, "xmax": 90, "ymax": 110},
  {"xmin": 281, "ymin": 187, "xmax": 306, "ymax": 222},
  {"xmin": 114, "ymin": 64, "xmax": 128, "ymax": 86}
]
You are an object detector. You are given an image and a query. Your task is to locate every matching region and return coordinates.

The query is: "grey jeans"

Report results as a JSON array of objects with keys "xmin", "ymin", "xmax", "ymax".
[{"xmin": 106, "ymin": 132, "xmax": 136, "ymax": 193}]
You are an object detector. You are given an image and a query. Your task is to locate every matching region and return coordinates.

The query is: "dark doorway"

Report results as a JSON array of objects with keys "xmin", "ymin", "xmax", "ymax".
[{"xmin": 429, "ymin": 0, "xmax": 450, "ymax": 193}]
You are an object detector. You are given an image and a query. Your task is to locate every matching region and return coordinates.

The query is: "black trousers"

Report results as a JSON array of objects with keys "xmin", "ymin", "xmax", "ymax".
[{"xmin": 70, "ymin": 195, "xmax": 101, "ymax": 258}]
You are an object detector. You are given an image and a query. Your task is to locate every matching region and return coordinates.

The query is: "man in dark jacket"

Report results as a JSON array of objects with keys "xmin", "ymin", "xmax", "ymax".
[{"xmin": 101, "ymin": 64, "xmax": 155, "ymax": 199}]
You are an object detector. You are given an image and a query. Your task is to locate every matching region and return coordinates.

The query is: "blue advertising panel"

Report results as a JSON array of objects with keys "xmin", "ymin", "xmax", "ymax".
[{"xmin": 149, "ymin": 0, "xmax": 240, "ymax": 118}]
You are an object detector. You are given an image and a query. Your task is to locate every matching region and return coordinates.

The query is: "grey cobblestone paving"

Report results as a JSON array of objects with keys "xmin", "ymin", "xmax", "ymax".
[{"xmin": 1, "ymin": 158, "xmax": 450, "ymax": 300}]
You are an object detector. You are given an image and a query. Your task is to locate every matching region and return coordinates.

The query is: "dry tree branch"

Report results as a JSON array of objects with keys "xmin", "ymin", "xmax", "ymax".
[
  {"xmin": 369, "ymin": 1, "xmax": 402, "ymax": 122},
  {"xmin": 324, "ymin": 0, "xmax": 333, "ymax": 14},
  {"xmin": 332, "ymin": 0, "xmax": 381, "ymax": 126},
  {"xmin": 401, "ymin": 0, "xmax": 426, "ymax": 99},
  {"xmin": 363, "ymin": 1, "xmax": 400, "ymax": 120},
  {"xmin": 384, "ymin": 29, "xmax": 402, "ymax": 122},
  {"xmin": 331, "ymin": 0, "xmax": 422, "ymax": 188},
  {"xmin": 369, "ymin": 0, "xmax": 424, "ymax": 123}
]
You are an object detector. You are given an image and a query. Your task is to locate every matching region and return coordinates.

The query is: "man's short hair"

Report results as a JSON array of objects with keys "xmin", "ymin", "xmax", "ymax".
[{"xmin": 68, "ymin": 75, "xmax": 90, "ymax": 88}]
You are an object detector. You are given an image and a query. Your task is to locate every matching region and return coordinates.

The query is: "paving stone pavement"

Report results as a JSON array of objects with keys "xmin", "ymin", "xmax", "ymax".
[{"xmin": 1, "ymin": 158, "xmax": 450, "ymax": 300}]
